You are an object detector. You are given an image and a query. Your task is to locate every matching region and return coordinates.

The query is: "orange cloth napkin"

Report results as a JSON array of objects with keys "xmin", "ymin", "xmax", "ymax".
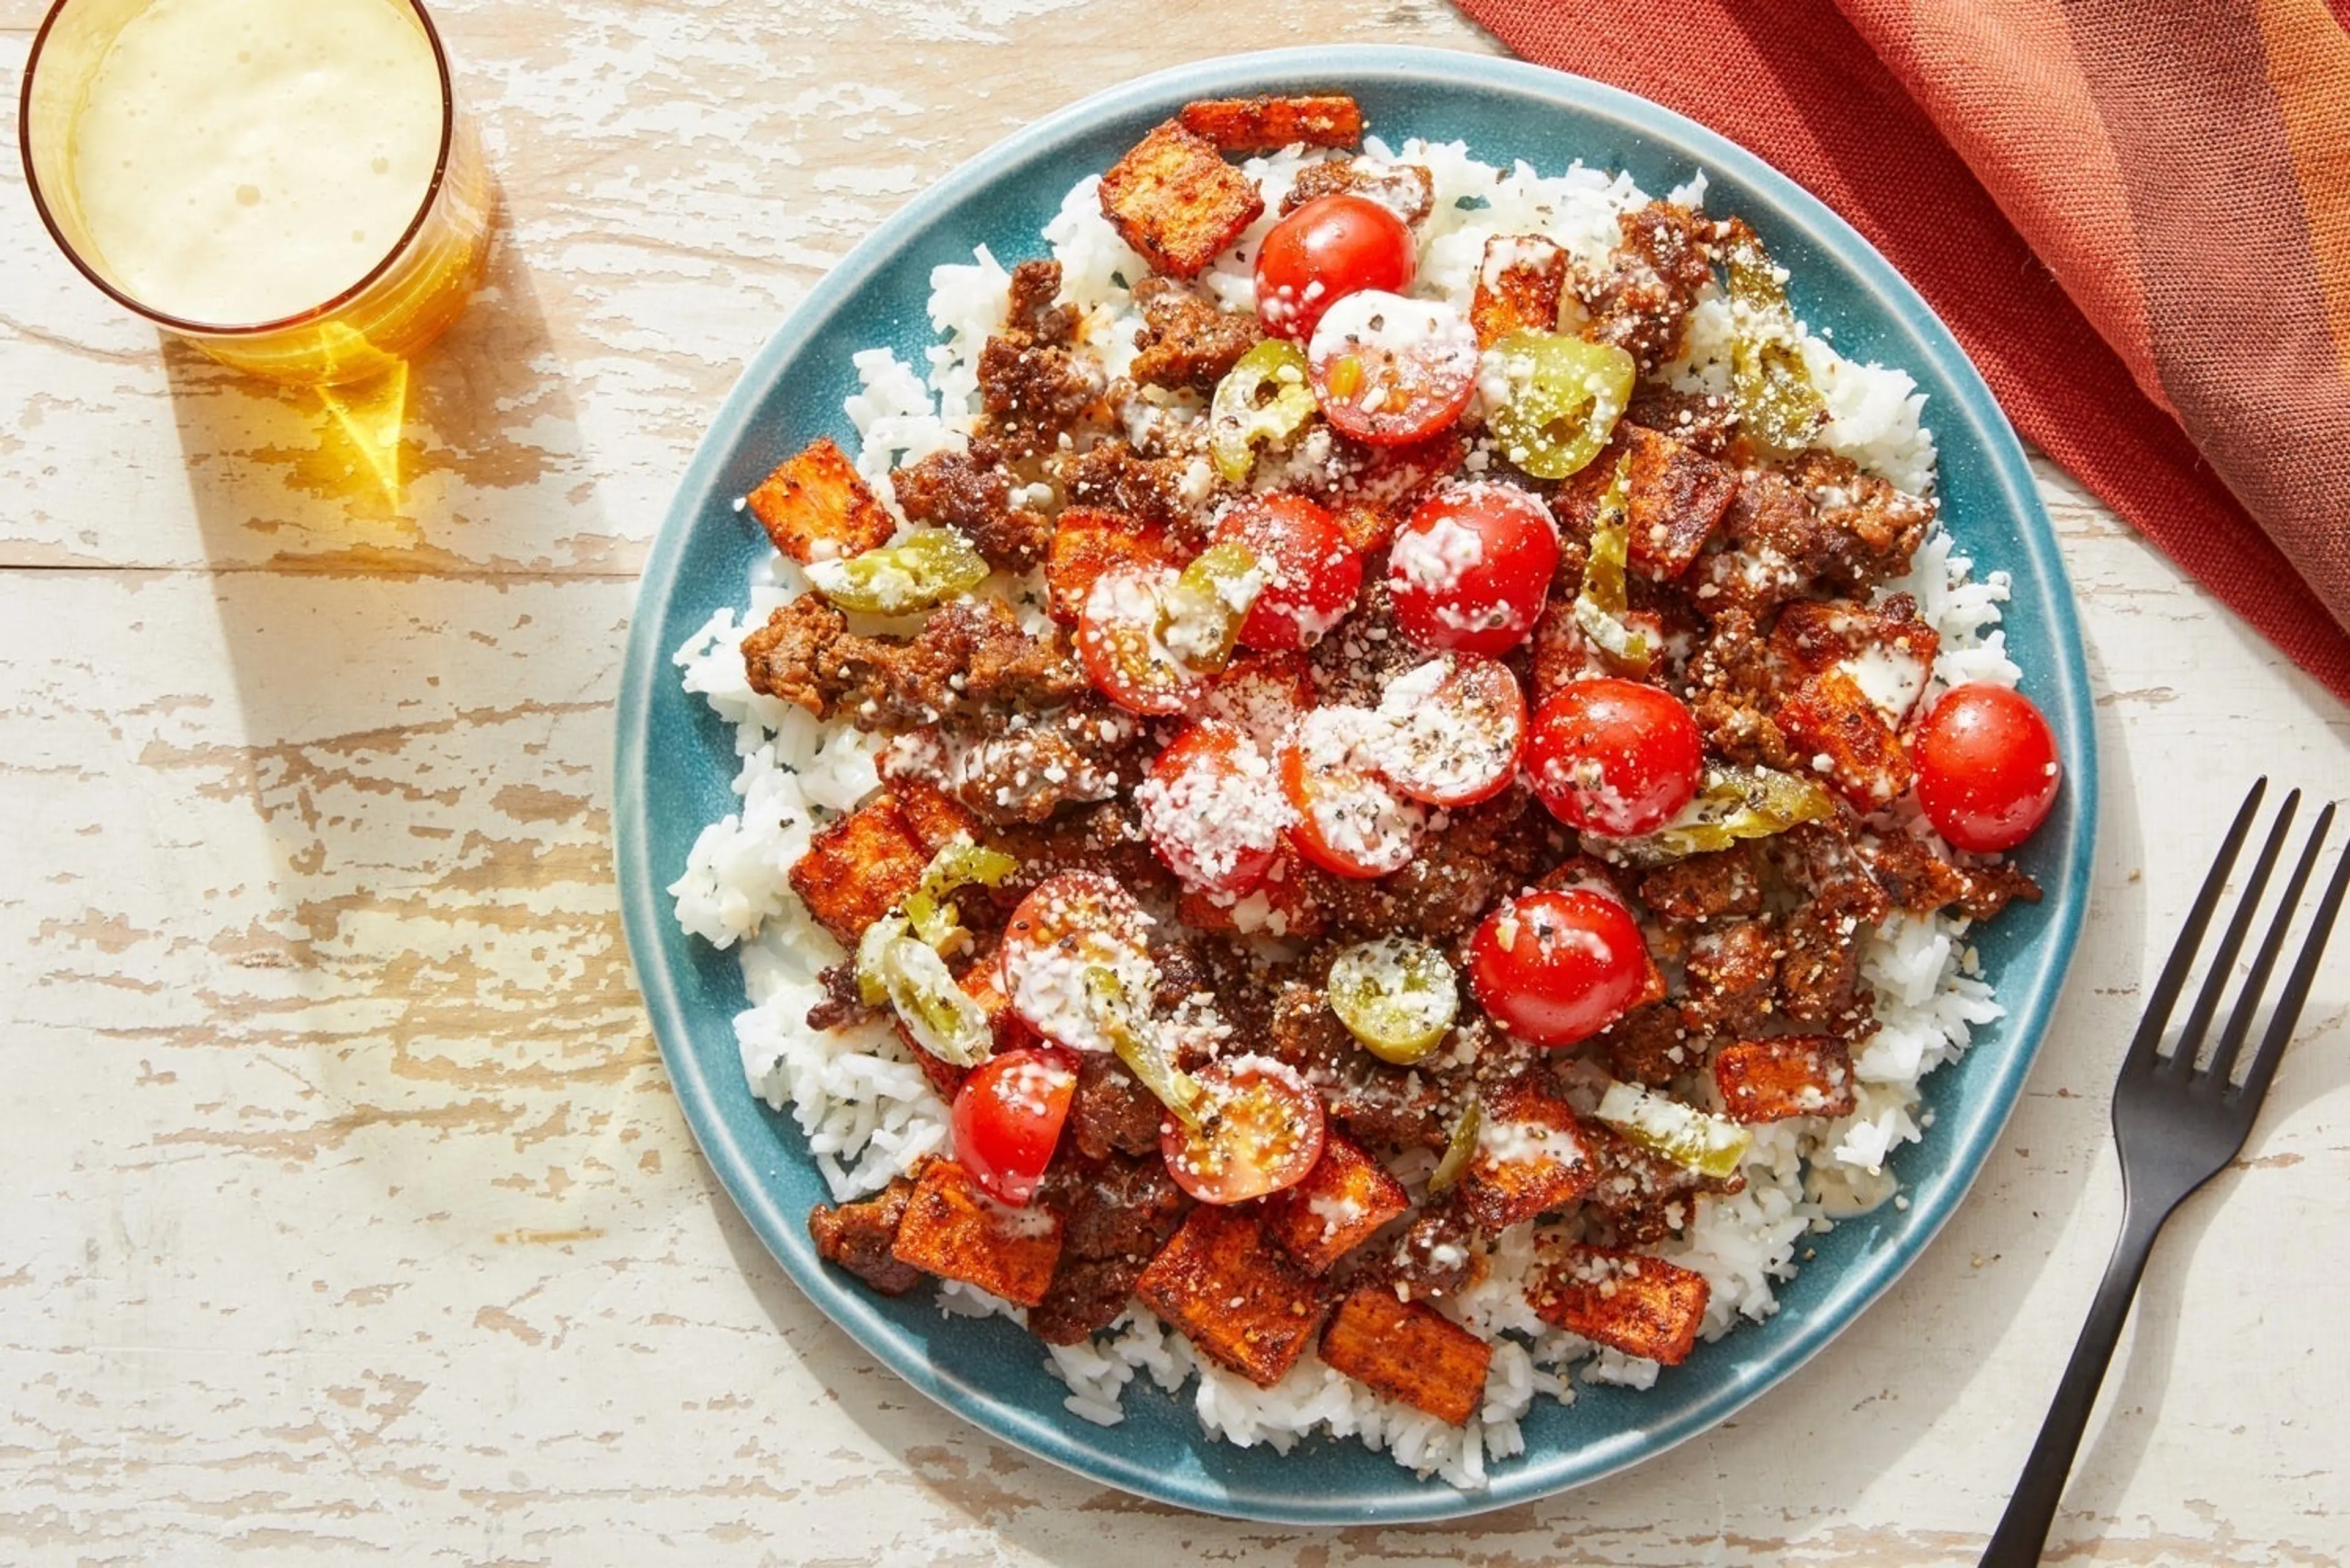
[{"xmin": 1459, "ymin": 0, "xmax": 2350, "ymax": 702}]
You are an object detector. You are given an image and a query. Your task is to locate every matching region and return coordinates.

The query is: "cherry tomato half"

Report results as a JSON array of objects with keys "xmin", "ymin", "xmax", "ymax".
[
  {"xmin": 1278, "ymin": 707, "xmax": 1425, "ymax": 879},
  {"xmin": 1214, "ymin": 494, "xmax": 1363, "ymax": 652},
  {"xmin": 1253, "ymin": 193, "xmax": 1416, "ymax": 343},
  {"xmin": 1076, "ymin": 564, "xmax": 1209, "ymax": 717},
  {"xmin": 1525, "ymin": 678, "xmax": 1704, "ymax": 838},
  {"xmin": 1160, "ymin": 1056, "xmax": 1328, "ymax": 1204},
  {"xmin": 1134, "ymin": 720, "xmax": 1291, "ymax": 894},
  {"xmin": 1469, "ymin": 888, "xmax": 1652, "ymax": 1048},
  {"xmin": 998, "ymin": 872, "xmax": 1155, "ymax": 1052},
  {"xmin": 1308, "ymin": 290, "xmax": 1479, "ymax": 447},
  {"xmin": 952, "ymin": 1047, "xmax": 1079, "ymax": 1208},
  {"xmin": 1387, "ymin": 482, "xmax": 1560, "ymax": 656},
  {"xmin": 1913, "ymin": 683, "xmax": 2061, "ymax": 853},
  {"xmin": 1370, "ymin": 655, "xmax": 1528, "ymax": 808}
]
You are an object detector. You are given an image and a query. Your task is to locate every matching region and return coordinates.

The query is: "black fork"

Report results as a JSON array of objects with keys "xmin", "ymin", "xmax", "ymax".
[{"xmin": 1980, "ymin": 779, "xmax": 2350, "ymax": 1565}]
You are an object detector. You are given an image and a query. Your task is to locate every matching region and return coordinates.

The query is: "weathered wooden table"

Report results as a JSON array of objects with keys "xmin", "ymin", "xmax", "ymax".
[{"xmin": 6, "ymin": 2, "xmax": 2346, "ymax": 1561}]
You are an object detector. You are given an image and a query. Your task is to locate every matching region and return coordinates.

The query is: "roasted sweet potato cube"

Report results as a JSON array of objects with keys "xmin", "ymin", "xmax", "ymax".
[
  {"xmin": 888, "ymin": 775, "xmax": 980, "ymax": 856},
  {"xmin": 1319, "ymin": 1286, "xmax": 1493, "ymax": 1426},
  {"xmin": 1043, "ymin": 506, "xmax": 1183, "ymax": 625},
  {"xmin": 1098, "ymin": 121, "xmax": 1266, "ymax": 280},
  {"xmin": 788, "ymin": 793, "xmax": 933, "ymax": 946},
  {"xmin": 1470, "ymin": 234, "xmax": 1570, "ymax": 348},
  {"xmin": 745, "ymin": 436, "xmax": 896, "ymax": 566},
  {"xmin": 889, "ymin": 1159, "xmax": 1063, "ymax": 1307},
  {"xmin": 1770, "ymin": 595, "xmax": 1939, "ymax": 726},
  {"xmin": 1777, "ymin": 666, "xmax": 1915, "ymax": 810},
  {"xmin": 1263, "ymin": 1133, "xmax": 1411, "ymax": 1275},
  {"xmin": 1135, "ymin": 1208, "xmax": 1329, "ymax": 1387},
  {"xmin": 1459, "ymin": 1072, "xmax": 1597, "ymax": 1231},
  {"xmin": 1528, "ymin": 1244, "xmax": 1711, "ymax": 1365},
  {"xmin": 1713, "ymin": 1034, "xmax": 1858, "ymax": 1123},
  {"xmin": 1177, "ymin": 93, "xmax": 1363, "ymax": 152}
]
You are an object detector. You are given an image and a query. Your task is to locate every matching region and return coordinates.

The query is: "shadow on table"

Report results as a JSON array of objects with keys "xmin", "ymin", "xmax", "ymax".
[
  {"xmin": 154, "ymin": 193, "xmax": 644, "ymax": 1211},
  {"xmin": 702, "ymin": 623, "xmax": 2181, "ymax": 1565}
]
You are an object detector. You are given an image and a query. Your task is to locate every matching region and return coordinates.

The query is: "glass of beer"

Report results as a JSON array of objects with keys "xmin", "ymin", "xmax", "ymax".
[{"xmin": 19, "ymin": 0, "xmax": 494, "ymax": 386}]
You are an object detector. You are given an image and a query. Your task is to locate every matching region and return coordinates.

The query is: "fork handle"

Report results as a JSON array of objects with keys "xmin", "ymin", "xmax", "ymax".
[{"xmin": 1979, "ymin": 1200, "xmax": 2170, "ymax": 1566}]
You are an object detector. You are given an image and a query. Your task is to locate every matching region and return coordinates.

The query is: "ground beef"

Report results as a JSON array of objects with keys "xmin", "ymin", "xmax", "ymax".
[
  {"xmin": 1029, "ymin": 1253, "xmax": 1150, "ymax": 1345},
  {"xmin": 977, "ymin": 334, "xmax": 1103, "ymax": 460},
  {"xmin": 1308, "ymin": 577, "xmax": 1421, "ymax": 707},
  {"xmin": 976, "ymin": 265, "xmax": 1097, "ymax": 460},
  {"xmin": 1277, "ymin": 157, "xmax": 1436, "ymax": 226},
  {"xmin": 1862, "ymin": 831, "xmax": 2043, "ymax": 922},
  {"xmin": 804, "ymin": 960, "xmax": 879, "ymax": 1033},
  {"xmin": 1067, "ymin": 1055, "xmax": 1166, "ymax": 1160},
  {"xmin": 1313, "ymin": 789, "xmax": 1551, "ymax": 944},
  {"xmin": 1058, "ymin": 440, "xmax": 1205, "ymax": 542},
  {"xmin": 1129, "ymin": 277, "xmax": 1265, "ymax": 390},
  {"xmin": 1005, "ymin": 258, "xmax": 1078, "ymax": 345},
  {"xmin": 1638, "ymin": 843, "xmax": 1766, "ymax": 925},
  {"xmin": 1680, "ymin": 605, "xmax": 1799, "ymax": 769},
  {"xmin": 742, "ymin": 594, "xmax": 848, "ymax": 714},
  {"xmin": 1678, "ymin": 918, "xmax": 1781, "ymax": 1035},
  {"xmin": 1772, "ymin": 824, "xmax": 1894, "ymax": 1039},
  {"xmin": 1265, "ymin": 980, "xmax": 1452, "ymax": 1149},
  {"xmin": 1782, "ymin": 449, "xmax": 1935, "ymax": 595},
  {"xmin": 1046, "ymin": 1149, "xmax": 1190, "ymax": 1259},
  {"xmin": 1693, "ymin": 469, "xmax": 1827, "ymax": 614},
  {"xmin": 993, "ymin": 799, "xmax": 1175, "ymax": 903},
  {"xmin": 896, "ymin": 698, "xmax": 1144, "ymax": 825},
  {"xmin": 1627, "ymin": 386, "xmax": 1740, "ymax": 457},
  {"xmin": 1578, "ymin": 201, "xmax": 1714, "ymax": 373},
  {"xmin": 807, "ymin": 1176, "xmax": 925, "ymax": 1296},
  {"xmin": 1579, "ymin": 1124, "xmax": 1733, "ymax": 1245},
  {"xmin": 1381, "ymin": 1196, "xmax": 1477, "ymax": 1302},
  {"xmin": 1592, "ymin": 1002, "xmax": 1700, "ymax": 1086},
  {"xmin": 889, "ymin": 442, "xmax": 1052, "ymax": 570},
  {"xmin": 776, "ymin": 597, "xmax": 1088, "ymax": 731}
]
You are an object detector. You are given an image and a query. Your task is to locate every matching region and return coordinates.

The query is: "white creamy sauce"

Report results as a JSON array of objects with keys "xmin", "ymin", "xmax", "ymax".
[{"xmin": 71, "ymin": 0, "xmax": 443, "ymax": 326}]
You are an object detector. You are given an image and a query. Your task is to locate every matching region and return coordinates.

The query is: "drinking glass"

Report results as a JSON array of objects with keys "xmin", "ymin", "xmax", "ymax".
[{"xmin": 19, "ymin": 0, "xmax": 494, "ymax": 386}]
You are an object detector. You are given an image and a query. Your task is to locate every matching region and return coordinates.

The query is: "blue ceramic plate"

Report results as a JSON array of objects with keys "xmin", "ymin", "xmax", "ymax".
[{"xmin": 614, "ymin": 45, "xmax": 2097, "ymax": 1525}]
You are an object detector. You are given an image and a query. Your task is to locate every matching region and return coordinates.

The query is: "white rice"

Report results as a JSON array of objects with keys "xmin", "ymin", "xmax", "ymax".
[{"xmin": 668, "ymin": 138, "xmax": 2018, "ymax": 1487}]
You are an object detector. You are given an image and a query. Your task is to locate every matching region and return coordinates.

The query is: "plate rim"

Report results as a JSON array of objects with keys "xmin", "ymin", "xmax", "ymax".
[{"xmin": 613, "ymin": 42, "xmax": 2099, "ymax": 1525}]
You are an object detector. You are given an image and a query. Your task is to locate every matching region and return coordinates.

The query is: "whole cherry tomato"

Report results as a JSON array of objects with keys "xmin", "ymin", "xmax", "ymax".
[
  {"xmin": 1913, "ymin": 682, "xmax": 2062, "ymax": 852},
  {"xmin": 1468, "ymin": 888, "xmax": 1652, "ymax": 1048},
  {"xmin": 1253, "ymin": 193, "xmax": 1416, "ymax": 342},
  {"xmin": 1524, "ymin": 678, "xmax": 1705, "ymax": 837},
  {"xmin": 952, "ymin": 1048, "xmax": 1079, "ymax": 1207},
  {"xmin": 1386, "ymin": 482, "xmax": 1559, "ymax": 656}
]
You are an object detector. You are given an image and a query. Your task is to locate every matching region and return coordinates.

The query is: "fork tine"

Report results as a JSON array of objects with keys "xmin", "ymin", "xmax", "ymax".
[
  {"xmin": 2165, "ymin": 789, "xmax": 2300, "ymax": 1073},
  {"xmin": 2207, "ymin": 803, "xmax": 2333, "ymax": 1087},
  {"xmin": 2122, "ymin": 778, "xmax": 2267, "ymax": 1074},
  {"xmin": 2236, "ymin": 823, "xmax": 2350, "ymax": 1107}
]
